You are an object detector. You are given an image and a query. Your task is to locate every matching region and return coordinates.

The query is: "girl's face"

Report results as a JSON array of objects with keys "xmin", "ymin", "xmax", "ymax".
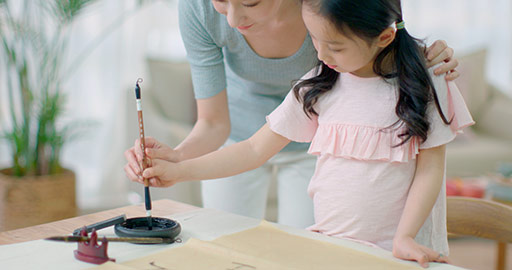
[
  {"xmin": 302, "ymin": 5, "xmax": 387, "ymax": 77},
  {"xmin": 211, "ymin": 0, "xmax": 283, "ymax": 34}
]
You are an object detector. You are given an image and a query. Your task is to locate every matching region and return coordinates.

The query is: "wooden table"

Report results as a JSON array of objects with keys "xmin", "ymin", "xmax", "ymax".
[
  {"xmin": 0, "ymin": 199, "xmax": 465, "ymax": 270},
  {"xmin": 0, "ymin": 199, "xmax": 198, "ymax": 245}
]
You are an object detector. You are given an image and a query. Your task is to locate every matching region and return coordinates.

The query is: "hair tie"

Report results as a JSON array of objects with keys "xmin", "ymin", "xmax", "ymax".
[{"xmin": 396, "ymin": 21, "xmax": 405, "ymax": 30}]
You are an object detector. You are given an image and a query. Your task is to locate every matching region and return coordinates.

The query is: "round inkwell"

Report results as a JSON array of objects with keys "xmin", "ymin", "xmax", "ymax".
[{"xmin": 114, "ymin": 217, "xmax": 181, "ymax": 243}]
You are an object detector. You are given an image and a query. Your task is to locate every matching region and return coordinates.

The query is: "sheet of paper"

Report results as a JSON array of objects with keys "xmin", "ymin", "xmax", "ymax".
[
  {"xmin": 1, "ymin": 209, "xmax": 457, "ymax": 269},
  {"xmin": 92, "ymin": 221, "xmax": 421, "ymax": 270}
]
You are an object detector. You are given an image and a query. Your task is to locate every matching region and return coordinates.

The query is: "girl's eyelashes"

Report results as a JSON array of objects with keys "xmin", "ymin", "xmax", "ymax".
[
  {"xmin": 243, "ymin": 1, "xmax": 260, "ymax": 7},
  {"xmin": 212, "ymin": 0, "xmax": 260, "ymax": 7},
  {"xmin": 329, "ymin": 47, "xmax": 344, "ymax": 52}
]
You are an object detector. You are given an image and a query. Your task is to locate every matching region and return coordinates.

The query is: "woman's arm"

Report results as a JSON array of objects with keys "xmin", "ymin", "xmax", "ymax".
[
  {"xmin": 140, "ymin": 123, "xmax": 291, "ymax": 187},
  {"xmin": 124, "ymin": 91, "xmax": 231, "ymax": 182},
  {"xmin": 174, "ymin": 90, "xmax": 231, "ymax": 161},
  {"xmin": 392, "ymin": 145, "xmax": 450, "ymax": 267}
]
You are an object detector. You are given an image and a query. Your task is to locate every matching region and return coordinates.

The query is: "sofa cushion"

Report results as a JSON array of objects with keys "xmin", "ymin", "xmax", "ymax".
[
  {"xmin": 447, "ymin": 134, "xmax": 512, "ymax": 177},
  {"xmin": 146, "ymin": 58, "xmax": 197, "ymax": 125},
  {"xmin": 455, "ymin": 49, "xmax": 490, "ymax": 118},
  {"xmin": 474, "ymin": 86, "xmax": 512, "ymax": 141}
]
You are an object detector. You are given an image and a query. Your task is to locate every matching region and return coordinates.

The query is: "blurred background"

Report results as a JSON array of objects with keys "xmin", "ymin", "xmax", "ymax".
[{"xmin": 0, "ymin": 0, "xmax": 511, "ymax": 269}]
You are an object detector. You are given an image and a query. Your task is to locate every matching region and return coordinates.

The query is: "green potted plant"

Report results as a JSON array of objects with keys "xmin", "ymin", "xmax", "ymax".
[{"xmin": 0, "ymin": 0, "xmax": 97, "ymax": 231}]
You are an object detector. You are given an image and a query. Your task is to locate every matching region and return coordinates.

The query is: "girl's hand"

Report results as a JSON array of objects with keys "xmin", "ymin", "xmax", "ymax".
[
  {"xmin": 425, "ymin": 40, "xmax": 459, "ymax": 81},
  {"xmin": 123, "ymin": 137, "xmax": 179, "ymax": 184},
  {"xmin": 392, "ymin": 235, "xmax": 450, "ymax": 268},
  {"xmin": 141, "ymin": 159, "xmax": 182, "ymax": 188}
]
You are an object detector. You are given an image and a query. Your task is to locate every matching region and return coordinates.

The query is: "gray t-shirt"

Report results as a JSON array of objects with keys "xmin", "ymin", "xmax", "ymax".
[{"xmin": 178, "ymin": 0, "xmax": 318, "ymax": 151}]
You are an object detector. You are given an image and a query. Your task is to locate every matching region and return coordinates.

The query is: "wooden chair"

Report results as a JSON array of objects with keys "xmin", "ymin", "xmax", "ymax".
[{"xmin": 447, "ymin": 196, "xmax": 512, "ymax": 270}]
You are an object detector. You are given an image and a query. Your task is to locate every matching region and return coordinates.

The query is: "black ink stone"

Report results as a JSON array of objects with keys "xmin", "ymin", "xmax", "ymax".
[{"xmin": 114, "ymin": 217, "xmax": 181, "ymax": 241}]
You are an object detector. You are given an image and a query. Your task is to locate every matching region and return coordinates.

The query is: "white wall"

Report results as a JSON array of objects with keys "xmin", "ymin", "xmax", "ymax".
[{"xmin": 403, "ymin": 0, "xmax": 512, "ymax": 95}]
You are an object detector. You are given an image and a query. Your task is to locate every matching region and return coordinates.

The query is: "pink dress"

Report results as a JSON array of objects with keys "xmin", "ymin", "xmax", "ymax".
[{"xmin": 266, "ymin": 66, "xmax": 474, "ymax": 254}]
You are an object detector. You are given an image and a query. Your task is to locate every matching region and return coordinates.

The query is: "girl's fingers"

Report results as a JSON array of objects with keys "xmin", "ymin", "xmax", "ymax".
[
  {"xmin": 149, "ymin": 178, "xmax": 157, "ymax": 187},
  {"xmin": 396, "ymin": 248, "xmax": 429, "ymax": 268},
  {"xmin": 143, "ymin": 163, "xmax": 162, "ymax": 179},
  {"xmin": 149, "ymin": 178, "xmax": 168, "ymax": 188},
  {"xmin": 409, "ymin": 252, "xmax": 429, "ymax": 268},
  {"xmin": 420, "ymin": 246, "xmax": 451, "ymax": 265},
  {"xmin": 433, "ymin": 253, "xmax": 451, "ymax": 264}
]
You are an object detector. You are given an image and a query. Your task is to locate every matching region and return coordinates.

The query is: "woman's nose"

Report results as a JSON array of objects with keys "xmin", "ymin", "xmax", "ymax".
[{"xmin": 226, "ymin": 5, "xmax": 245, "ymax": 28}]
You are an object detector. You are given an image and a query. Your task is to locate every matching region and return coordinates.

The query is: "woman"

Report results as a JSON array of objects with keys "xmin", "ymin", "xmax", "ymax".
[{"xmin": 124, "ymin": 0, "xmax": 459, "ymax": 228}]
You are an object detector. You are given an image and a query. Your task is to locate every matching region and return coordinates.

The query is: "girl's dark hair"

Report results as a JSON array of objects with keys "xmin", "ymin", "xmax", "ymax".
[{"xmin": 295, "ymin": 0, "xmax": 451, "ymax": 146}]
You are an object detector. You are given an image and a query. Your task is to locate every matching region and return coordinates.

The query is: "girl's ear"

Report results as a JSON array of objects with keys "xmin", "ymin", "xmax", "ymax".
[{"xmin": 377, "ymin": 27, "xmax": 396, "ymax": 48}]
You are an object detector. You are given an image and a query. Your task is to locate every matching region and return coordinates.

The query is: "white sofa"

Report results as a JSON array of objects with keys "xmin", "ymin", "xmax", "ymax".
[{"xmin": 446, "ymin": 49, "xmax": 512, "ymax": 177}]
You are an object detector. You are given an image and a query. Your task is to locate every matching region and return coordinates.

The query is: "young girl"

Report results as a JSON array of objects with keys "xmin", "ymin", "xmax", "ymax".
[
  {"xmin": 125, "ymin": 0, "xmax": 458, "ymax": 229},
  {"xmin": 137, "ymin": 0, "xmax": 473, "ymax": 267}
]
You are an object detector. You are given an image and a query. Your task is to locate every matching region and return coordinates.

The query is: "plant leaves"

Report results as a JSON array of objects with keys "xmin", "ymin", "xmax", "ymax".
[{"xmin": 51, "ymin": 0, "xmax": 96, "ymax": 25}]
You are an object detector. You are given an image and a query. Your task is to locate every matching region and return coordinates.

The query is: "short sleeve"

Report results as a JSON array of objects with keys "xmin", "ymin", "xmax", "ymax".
[
  {"xmin": 178, "ymin": 0, "xmax": 226, "ymax": 99},
  {"xmin": 266, "ymin": 69, "xmax": 319, "ymax": 142},
  {"xmin": 420, "ymin": 67, "xmax": 475, "ymax": 149}
]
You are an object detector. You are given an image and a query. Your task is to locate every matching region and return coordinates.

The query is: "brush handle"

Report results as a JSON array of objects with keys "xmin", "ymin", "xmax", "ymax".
[
  {"xmin": 137, "ymin": 109, "xmax": 150, "ymax": 187},
  {"xmin": 47, "ymin": 236, "xmax": 174, "ymax": 244},
  {"xmin": 138, "ymin": 107, "xmax": 152, "ymax": 213},
  {"xmin": 72, "ymin": 215, "xmax": 126, "ymax": 236},
  {"xmin": 135, "ymin": 80, "xmax": 152, "ymax": 215}
]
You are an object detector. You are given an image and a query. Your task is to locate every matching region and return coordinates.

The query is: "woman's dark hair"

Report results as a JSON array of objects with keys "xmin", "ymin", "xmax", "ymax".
[{"xmin": 295, "ymin": 0, "xmax": 451, "ymax": 146}]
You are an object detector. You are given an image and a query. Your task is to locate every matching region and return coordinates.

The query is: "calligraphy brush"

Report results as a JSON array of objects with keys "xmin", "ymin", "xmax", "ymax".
[
  {"xmin": 45, "ymin": 236, "xmax": 173, "ymax": 244},
  {"xmin": 135, "ymin": 78, "xmax": 153, "ymax": 230}
]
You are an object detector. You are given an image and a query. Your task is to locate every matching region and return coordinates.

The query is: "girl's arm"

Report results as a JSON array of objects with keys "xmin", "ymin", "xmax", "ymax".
[
  {"xmin": 392, "ymin": 145, "xmax": 450, "ymax": 267},
  {"xmin": 140, "ymin": 123, "xmax": 291, "ymax": 187}
]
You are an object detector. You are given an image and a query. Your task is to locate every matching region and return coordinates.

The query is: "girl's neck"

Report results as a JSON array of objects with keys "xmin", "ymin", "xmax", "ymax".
[
  {"xmin": 350, "ymin": 48, "xmax": 393, "ymax": 78},
  {"xmin": 350, "ymin": 63, "xmax": 378, "ymax": 78}
]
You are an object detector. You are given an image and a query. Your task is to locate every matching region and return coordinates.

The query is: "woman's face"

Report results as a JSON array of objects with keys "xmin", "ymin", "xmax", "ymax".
[{"xmin": 211, "ymin": 0, "xmax": 283, "ymax": 34}]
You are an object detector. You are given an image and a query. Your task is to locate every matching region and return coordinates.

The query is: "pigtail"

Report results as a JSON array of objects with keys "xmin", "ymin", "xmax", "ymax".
[
  {"xmin": 293, "ymin": 62, "xmax": 339, "ymax": 118},
  {"xmin": 375, "ymin": 18, "xmax": 451, "ymax": 146}
]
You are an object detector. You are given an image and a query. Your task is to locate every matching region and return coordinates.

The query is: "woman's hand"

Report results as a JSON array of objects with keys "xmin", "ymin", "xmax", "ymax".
[
  {"xmin": 425, "ymin": 40, "xmax": 459, "ymax": 81},
  {"xmin": 123, "ymin": 137, "xmax": 180, "ymax": 184},
  {"xmin": 392, "ymin": 235, "xmax": 450, "ymax": 268}
]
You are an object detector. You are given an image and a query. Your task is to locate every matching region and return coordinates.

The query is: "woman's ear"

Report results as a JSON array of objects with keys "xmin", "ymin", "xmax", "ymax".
[{"xmin": 377, "ymin": 27, "xmax": 396, "ymax": 48}]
